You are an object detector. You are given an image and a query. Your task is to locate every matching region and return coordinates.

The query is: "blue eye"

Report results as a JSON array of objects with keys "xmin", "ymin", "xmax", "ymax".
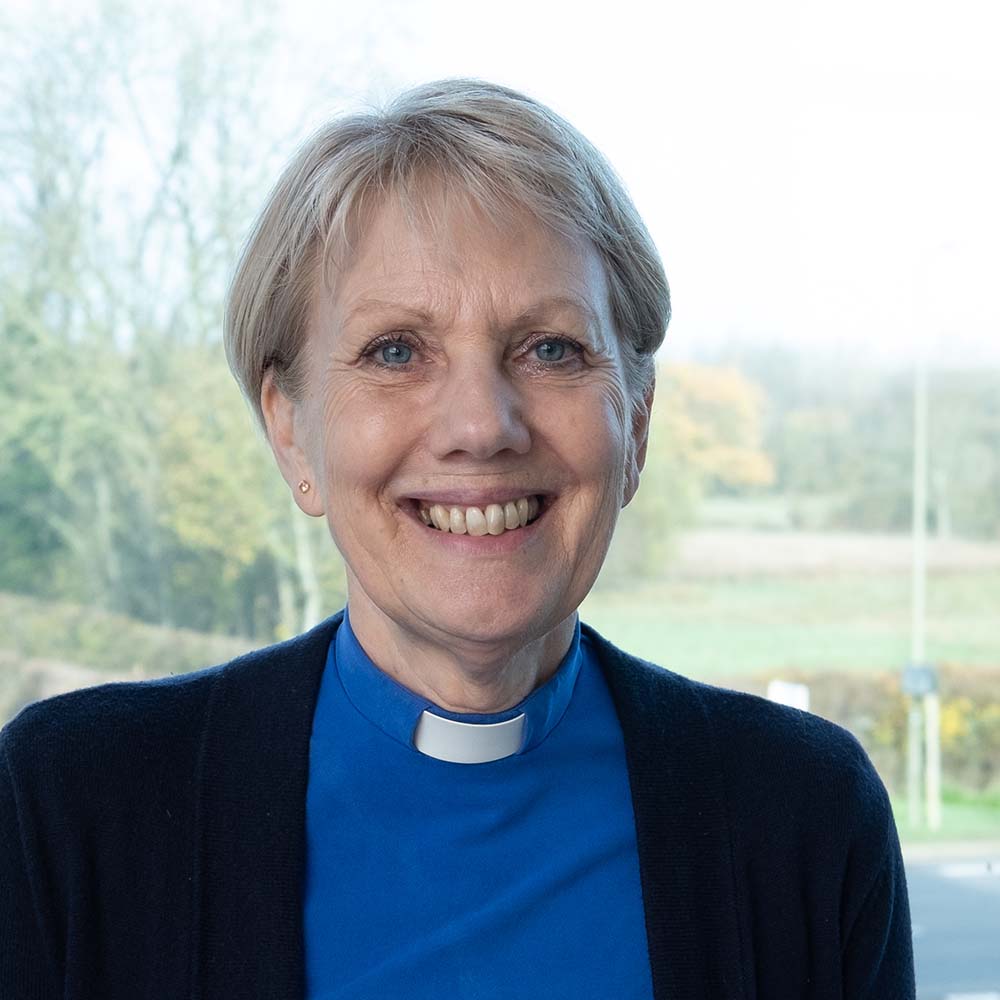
[
  {"xmin": 379, "ymin": 342, "xmax": 412, "ymax": 364},
  {"xmin": 533, "ymin": 340, "xmax": 566, "ymax": 362}
]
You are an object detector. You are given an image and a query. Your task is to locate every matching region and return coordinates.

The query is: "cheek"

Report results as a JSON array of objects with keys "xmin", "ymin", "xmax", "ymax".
[
  {"xmin": 586, "ymin": 382, "xmax": 633, "ymax": 469},
  {"xmin": 549, "ymin": 386, "xmax": 631, "ymax": 502},
  {"xmin": 316, "ymin": 380, "xmax": 422, "ymax": 512}
]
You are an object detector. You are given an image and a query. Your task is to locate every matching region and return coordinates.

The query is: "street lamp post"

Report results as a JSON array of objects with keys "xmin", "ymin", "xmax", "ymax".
[{"xmin": 904, "ymin": 339, "xmax": 941, "ymax": 831}]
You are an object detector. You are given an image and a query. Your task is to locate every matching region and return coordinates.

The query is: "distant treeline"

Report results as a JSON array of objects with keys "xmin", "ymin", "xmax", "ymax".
[{"xmin": 698, "ymin": 344, "xmax": 1000, "ymax": 538}]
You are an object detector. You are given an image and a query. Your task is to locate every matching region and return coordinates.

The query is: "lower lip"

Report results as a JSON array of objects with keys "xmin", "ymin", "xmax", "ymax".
[{"xmin": 404, "ymin": 505, "xmax": 547, "ymax": 554}]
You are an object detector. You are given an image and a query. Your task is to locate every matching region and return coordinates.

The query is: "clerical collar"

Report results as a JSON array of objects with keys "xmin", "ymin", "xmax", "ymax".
[{"xmin": 333, "ymin": 609, "xmax": 582, "ymax": 764}]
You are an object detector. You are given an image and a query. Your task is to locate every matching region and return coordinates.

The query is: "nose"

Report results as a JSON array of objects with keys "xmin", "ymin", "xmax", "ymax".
[{"xmin": 426, "ymin": 357, "xmax": 532, "ymax": 460}]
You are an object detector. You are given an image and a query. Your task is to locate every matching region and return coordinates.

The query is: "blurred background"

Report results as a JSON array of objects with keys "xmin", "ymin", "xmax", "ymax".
[{"xmin": 1, "ymin": 0, "xmax": 998, "ymax": 993}]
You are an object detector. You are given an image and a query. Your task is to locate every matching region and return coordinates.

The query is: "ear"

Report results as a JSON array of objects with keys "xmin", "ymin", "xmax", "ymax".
[
  {"xmin": 260, "ymin": 367, "xmax": 324, "ymax": 517},
  {"xmin": 622, "ymin": 379, "xmax": 655, "ymax": 509}
]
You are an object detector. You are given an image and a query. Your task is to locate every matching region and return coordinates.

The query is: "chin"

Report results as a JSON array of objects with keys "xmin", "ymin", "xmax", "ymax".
[{"xmin": 411, "ymin": 596, "xmax": 564, "ymax": 650}]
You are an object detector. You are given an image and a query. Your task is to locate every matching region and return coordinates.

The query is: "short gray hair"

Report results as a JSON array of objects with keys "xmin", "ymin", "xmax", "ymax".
[{"xmin": 224, "ymin": 78, "xmax": 670, "ymax": 431}]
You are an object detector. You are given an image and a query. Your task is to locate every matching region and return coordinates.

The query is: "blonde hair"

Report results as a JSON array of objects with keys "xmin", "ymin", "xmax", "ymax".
[{"xmin": 224, "ymin": 78, "xmax": 670, "ymax": 430}]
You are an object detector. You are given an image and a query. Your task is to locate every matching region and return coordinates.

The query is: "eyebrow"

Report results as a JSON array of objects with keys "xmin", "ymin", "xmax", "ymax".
[
  {"xmin": 507, "ymin": 295, "xmax": 601, "ymax": 331},
  {"xmin": 343, "ymin": 299, "xmax": 435, "ymax": 327},
  {"xmin": 343, "ymin": 294, "xmax": 600, "ymax": 331}
]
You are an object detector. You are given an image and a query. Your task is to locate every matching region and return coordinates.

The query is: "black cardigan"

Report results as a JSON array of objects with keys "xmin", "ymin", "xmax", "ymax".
[{"xmin": 1, "ymin": 611, "xmax": 914, "ymax": 998}]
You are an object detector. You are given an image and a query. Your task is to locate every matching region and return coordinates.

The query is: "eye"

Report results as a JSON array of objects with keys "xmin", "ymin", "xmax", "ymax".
[
  {"xmin": 378, "ymin": 342, "xmax": 412, "ymax": 365},
  {"xmin": 530, "ymin": 337, "xmax": 581, "ymax": 364},
  {"xmin": 534, "ymin": 340, "xmax": 565, "ymax": 362},
  {"xmin": 362, "ymin": 333, "xmax": 418, "ymax": 369}
]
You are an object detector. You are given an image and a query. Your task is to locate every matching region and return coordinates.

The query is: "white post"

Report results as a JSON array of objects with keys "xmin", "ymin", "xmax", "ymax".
[
  {"xmin": 925, "ymin": 691, "xmax": 942, "ymax": 830},
  {"xmin": 911, "ymin": 357, "xmax": 928, "ymax": 669},
  {"xmin": 907, "ymin": 352, "xmax": 928, "ymax": 829},
  {"xmin": 907, "ymin": 702, "xmax": 924, "ymax": 829},
  {"xmin": 910, "ymin": 334, "xmax": 941, "ymax": 830}
]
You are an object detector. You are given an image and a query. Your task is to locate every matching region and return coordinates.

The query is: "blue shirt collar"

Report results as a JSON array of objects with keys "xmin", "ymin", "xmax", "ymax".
[{"xmin": 332, "ymin": 607, "xmax": 582, "ymax": 762}]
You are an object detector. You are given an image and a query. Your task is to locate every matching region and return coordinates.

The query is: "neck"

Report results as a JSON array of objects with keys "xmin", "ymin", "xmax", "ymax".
[{"xmin": 344, "ymin": 586, "xmax": 577, "ymax": 714}]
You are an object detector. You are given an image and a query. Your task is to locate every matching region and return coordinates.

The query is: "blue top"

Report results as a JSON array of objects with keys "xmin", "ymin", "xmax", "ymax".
[{"xmin": 303, "ymin": 609, "xmax": 654, "ymax": 998}]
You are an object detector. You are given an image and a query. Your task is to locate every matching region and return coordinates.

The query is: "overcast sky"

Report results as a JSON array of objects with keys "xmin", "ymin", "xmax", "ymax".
[
  {"xmin": 12, "ymin": 0, "xmax": 1000, "ymax": 368},
  {"xmin": 305, "ymin": 0, "xmax": 1000, "ymax": 368}
]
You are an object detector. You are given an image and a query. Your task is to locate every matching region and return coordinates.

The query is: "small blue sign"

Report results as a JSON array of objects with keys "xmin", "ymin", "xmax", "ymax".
[{"xmin": 902, "ymin": 664, "xmax": 938, "ymax": 696}]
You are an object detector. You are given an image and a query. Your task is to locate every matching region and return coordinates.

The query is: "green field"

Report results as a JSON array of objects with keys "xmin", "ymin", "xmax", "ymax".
[
  {"xmin": 583, "ymin": 573, "xmax": 1000, "ymax": 845},
  {"xmin": 892, "ymin": 787, "xmax": 1000, "ymax": 844},
  {"xmin": 580, "ymin": 570, "xmax": 1000, "ymax": 679},
  {"xmin": 4, "ymin": 568, "xmax": 998, "ymax": 686}
]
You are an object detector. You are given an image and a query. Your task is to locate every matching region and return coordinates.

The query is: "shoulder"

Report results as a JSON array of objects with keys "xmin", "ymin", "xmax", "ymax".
[
  {"xmin": 693, "ymin": 671, "xmax": 879, "ymax": 792},
  {"xmin": 1, "ymin": 664, "xmax": 219, "ymax": 781},
  {"xmin": 1, "ymin": 611, "xmax": 341, "ymax": 794},
  {"xmin": 693, "ymin": 674, "xmax": 893, "ymax": 844},
  {"xmin": 584, "ymin": 621, "xmax": 870, "ymax": 766},
  {"xmin": 584, "ymin": 622, "xmax": 893, "ymax": 843}
]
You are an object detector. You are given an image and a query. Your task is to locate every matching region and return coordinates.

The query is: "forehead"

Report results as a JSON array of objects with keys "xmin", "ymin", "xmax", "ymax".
[{"xmin": 319, "ymin": 184, "xmax": 611, "ymax": 325}]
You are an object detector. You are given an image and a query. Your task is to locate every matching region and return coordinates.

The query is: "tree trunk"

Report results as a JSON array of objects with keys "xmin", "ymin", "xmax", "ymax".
[
  {"xmin": 291, "ymin": 497, "xmax": 323, "ymax": 632},
  {"xmin": 94, "ymin": 466, "xmax": 121, "ymax": 610}
]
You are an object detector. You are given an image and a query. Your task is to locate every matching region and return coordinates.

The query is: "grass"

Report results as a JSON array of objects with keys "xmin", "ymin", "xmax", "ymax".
[
  {"xmin": 580, "ymin": 571, "xmax": 1000, "ymax": 844},
  {"xmin": 0, "ymin": 590, "xmax": 253, "ymax": 676},
  {"xmin": 580, "ymin": 571, "xmax": 1000, "ymax": 679},
  {"xmin": 892, "ymin": 787, "xmax": 1000, "ymax": 844}
]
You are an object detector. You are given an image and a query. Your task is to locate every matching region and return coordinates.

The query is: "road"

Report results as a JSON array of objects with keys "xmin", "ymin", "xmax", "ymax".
[{"xmin": 907, "ymin": 852, "xmax": 1000, "ymax": 999}]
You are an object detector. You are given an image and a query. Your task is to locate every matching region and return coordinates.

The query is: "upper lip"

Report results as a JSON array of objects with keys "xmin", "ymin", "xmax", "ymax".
[{"xmin": 401, "ymin": 488, "xmax": 552, "ymax": 507}]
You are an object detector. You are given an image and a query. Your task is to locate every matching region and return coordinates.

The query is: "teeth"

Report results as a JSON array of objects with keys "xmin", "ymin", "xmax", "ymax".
[
  {"xmin": 465, "ymin": 506, "xmax": 488, "ymax": 536},
  {"xmin": 504, "ymin": 501, "xmax": 519, "ymax": 530},
  {"xmin": 422, "ymin": 496, "xmax": 544, "ymax": 535},
  {"xmin": 485, "ymin": 504, "xmax": 505, "ymax": 535},
  {"xmin": 516, "ymin": 497, "xmax": 529, "ymax": 527},
  {"xmin": 430, "ymin": 506, "xmax": 450, "ymax": 531},
  {"xmin": 448, "ymin": 507, "xmax": 467, "ymax": 534}
]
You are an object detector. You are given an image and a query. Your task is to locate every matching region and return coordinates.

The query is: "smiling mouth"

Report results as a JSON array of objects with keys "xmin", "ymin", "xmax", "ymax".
[{"xmin": 407, "ymin": 495, "xmax": 547, "ymax": 536}]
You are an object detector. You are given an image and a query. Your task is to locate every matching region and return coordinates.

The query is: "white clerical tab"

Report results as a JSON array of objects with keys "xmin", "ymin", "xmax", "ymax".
[{"xmin": 412, "ymin": 710, "xmax": 526, "ymax": 763}]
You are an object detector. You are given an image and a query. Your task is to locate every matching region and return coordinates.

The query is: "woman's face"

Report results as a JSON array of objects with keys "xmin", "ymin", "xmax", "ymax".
[{"xmin": 267, "ymin": 189, "xmax": 651, "ymax": 652}]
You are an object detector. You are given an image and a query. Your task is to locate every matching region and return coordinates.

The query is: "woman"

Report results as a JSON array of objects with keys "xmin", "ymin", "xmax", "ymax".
[{"xmin": 1, "ymin": 79, "xmax": 914, "ymax": 998}]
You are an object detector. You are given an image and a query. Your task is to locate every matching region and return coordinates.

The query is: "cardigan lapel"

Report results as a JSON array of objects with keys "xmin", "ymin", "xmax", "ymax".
[
  {"xmin": 191, "ymin": 612, "xmax": 340, "ymax": 999},
  {"xmin": 190, "ymin": 613, "xmax": 746, "ymax": 1000},
  {"xmin": 585, "ymin": 625, "xmax": 749, "ymax": 1000}
]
